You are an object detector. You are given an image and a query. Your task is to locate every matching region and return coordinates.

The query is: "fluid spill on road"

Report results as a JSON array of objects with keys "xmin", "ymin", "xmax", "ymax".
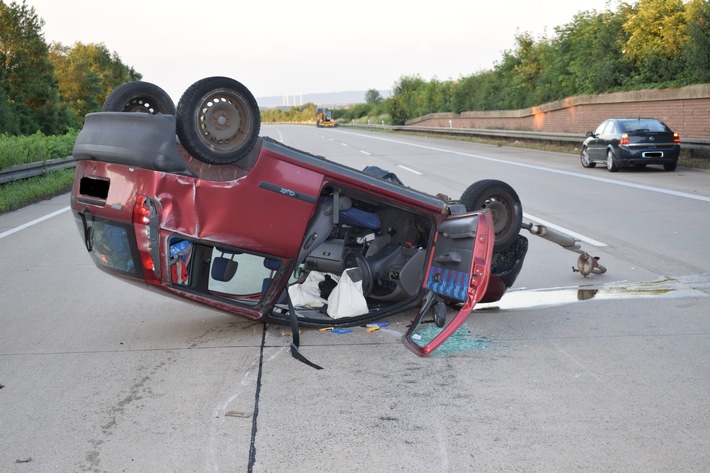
[
  {"xmin": 415, "ymin": 274, "xmax": 710, "ymax": 355},
  {"xmin": 479, "ymin": 273, "xmax": 710, "ymax": 311}
]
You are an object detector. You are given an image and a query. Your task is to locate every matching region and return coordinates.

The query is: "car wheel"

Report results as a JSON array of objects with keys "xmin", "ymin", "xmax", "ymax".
[
  {"xmin": 102, "ymin": 81, "xmax": 176, "ymax": 115},
  {"xmin": 176, "ymin": 76, "xmax": 261, "ymax": 165},
  {"xmin": 606, "ymin": 149, "xmax": 619, "ymax": 172},
  {"xmin": 664, "ymin": 162, "xmax": 677, "ymax": 172},
  {"xmin": 460, "ymin": 179, "xmax": 522, "ymax": 252},
  {"xmin": 580, "ymin": 148, "xmax": 596, "ymax": 168}
]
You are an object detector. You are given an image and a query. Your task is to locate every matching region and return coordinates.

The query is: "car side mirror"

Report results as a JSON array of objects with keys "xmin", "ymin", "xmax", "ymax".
[{"xmin": 585, "ymin": 131, "xmax": 595, "ymax": 138}]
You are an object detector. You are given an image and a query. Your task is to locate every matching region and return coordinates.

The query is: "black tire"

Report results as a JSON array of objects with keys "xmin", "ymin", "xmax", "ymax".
[
  {"xmin": 176, "ymin": 76, "xmax": 260, "ymax": 165},
  {"xmin": 460, "ymin": 179, "xmax": 523, "ymax": 252},
  {"xmin": 606, "ymin": 149, "xmax": 619, "ymax": 172},
  {"xmin": 102, "ymin": 81, "xmax": 176, "ymax": 115},
  {"xmin": 664, "ymin": 162, "xmax": 677, "ymax": 171},
  {"xmin": 580, "ymin": 147, "xmax": 596, "ymax": 168}
]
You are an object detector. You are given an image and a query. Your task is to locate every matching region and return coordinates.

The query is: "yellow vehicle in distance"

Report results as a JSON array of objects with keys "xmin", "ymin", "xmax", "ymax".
[{"xmin": 316, "ymin": 107, "xmax": 335, "ymax": 127}]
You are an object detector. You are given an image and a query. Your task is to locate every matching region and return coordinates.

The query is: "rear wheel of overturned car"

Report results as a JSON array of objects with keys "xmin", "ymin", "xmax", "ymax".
[
  {"xmin": 460, "ymin": 179, "xmax": 523, "ymax": 252},
  {"xmin": 176, "ymin": 76, "xmax": 261, "ymax": 165},
  {"xmin": 580, "ymin": 148, "xmax": 596, "ymax": 168},
  {"xmin": 102, "ymin": 81, "xmax": 176, "ymax": 115}
]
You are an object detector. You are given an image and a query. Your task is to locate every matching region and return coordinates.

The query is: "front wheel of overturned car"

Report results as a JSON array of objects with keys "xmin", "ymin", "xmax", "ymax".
[
  {"xmin": 102, "ymin": 81, "xmax": 176, "ymax": 115},
  {"xmin": 176, "ymin": 76, "xmax": 261, "ymax": 165},
  {"xmin": 460, "ymin": 179, "xmax": 523, "ymax": 252}
]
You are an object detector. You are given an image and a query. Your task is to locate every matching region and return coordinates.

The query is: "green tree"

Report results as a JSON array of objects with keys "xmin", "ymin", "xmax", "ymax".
[
  {"xmin": 388, "ymin": 94, "xmax": 407, "ymax": 125},
  {"xmin": 0, "ymin": 67, "xmax": 18, "ymax": 132},
  {"xmin": 491, "ymin": 46, "xmax": 527, "ymax": 109},
  {"xmin": 623, "ymin": 0, "xmax": 689, "ymax": 83},
  {"xmin": 49, "ymin": 41, "xmax": 141, "ymax": 126},
  {"xmin": 389, "ymin": 75, "xmax": 429, "ymax": 123},
  {"xmin": 0, "ymin": 0, "xmax": 68, "ymax": 134},
  {"xmin": 553, "ymin": 7, "xmax": 633, "ymax": 94},
  {"xmin": 683, "ymin": 0, "xmax": 710, "ymax": 82},
  {"xmin": 364, "ymin": 89, "xmax": 382, "ymax": 104}
]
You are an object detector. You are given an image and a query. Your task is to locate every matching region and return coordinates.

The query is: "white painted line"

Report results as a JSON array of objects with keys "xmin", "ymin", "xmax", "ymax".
[
  {"xmin": 0, "ymin": 206, "xmax": 71, "ymax": 240},
  {"xmin": 341, "ymin": 143, "xmax": 349, "ymax": 147},
  {"xmin": 396, "ymin": 165, "xmax": 423, "ymax": 175},
  {"xmin": 360, "ymin": 150, "xmax": 372, "ymax": 156},
  {"xmin": 524, "ymin": 212, "xmax": 608, "ymax": 247}
]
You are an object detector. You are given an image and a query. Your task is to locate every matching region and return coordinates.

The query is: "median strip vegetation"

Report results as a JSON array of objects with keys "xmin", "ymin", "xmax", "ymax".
[
  {"xmin": 0, "ymin": 168, "xmax": 75, "ymax": 214},
  {"xmin": 0, "ymin": 131, "xmax": 77, "ymax": 214}
]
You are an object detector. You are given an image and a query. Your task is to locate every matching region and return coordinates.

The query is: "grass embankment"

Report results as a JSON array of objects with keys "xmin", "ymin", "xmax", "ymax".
[
  {"xmin": 0, "ymin": 131, "xmax": 78, "ymax": 214},
  {"xmin": 0, "ymin": 169, "xmax": 75, "ymax": 213}
]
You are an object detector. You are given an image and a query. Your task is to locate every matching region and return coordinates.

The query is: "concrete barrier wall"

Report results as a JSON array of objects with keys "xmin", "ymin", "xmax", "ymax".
[{"xmin": 406, "ymin": 84, "xmax": 710, "ymax": 139}]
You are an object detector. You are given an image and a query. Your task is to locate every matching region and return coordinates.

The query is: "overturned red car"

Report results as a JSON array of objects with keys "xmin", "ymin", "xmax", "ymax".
[{"xmin": 70, "ymin": 77, "xmax": 598, "ymax": 366}]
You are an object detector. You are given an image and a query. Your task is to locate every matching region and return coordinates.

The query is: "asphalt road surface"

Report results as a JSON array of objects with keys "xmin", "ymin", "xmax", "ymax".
[{"xmin": 1, "ymin": 125, "xmax": 709, "ymax": 472}]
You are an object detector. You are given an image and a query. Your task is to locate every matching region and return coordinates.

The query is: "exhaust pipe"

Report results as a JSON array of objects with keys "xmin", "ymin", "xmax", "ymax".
[{"xmin": 522, "ymin": 222, "xmax": 607, "ymax": 277}]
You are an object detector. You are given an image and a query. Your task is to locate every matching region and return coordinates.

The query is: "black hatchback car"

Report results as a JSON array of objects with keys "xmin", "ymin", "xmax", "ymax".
[{"xmin": 580, "ymin": 118, "xmax": 680, "ymax": 172}]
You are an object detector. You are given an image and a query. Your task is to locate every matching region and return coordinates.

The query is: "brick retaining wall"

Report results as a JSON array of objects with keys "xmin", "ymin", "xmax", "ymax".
[{"xmin": 406, "ymin": 84, "xmax": 710, "ymax": 139}]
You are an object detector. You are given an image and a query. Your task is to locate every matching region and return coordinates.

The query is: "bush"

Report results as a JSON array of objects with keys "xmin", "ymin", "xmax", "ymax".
[{"xmin": 0, "ymin": 130, "xmax": 78, "ymax": 169}]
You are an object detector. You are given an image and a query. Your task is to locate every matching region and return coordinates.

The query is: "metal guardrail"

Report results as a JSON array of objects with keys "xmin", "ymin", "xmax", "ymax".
[
  {"xmin": 340, "ymin": 124, "xmax": 710, "ymax": 151},
  {"xmin": 342, "ymin": 124, "xmax": 585, "ymax": 143},
  {"xmin": 0, "ymin": 156, "xmax": 76, "ymax": 185}
]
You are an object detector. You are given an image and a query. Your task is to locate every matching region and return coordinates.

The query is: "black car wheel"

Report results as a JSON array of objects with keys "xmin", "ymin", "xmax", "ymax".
[
  {"xmin": 176, "ymin": 76, "xmax": 261, "ymax": 165},
  {"xmin": 460, "ymin": 179, "xmax": 522, "ymax": 252},
  {"xmin": 606, "ymin": 149, "xmax": 619, "ymax": 172},
  {"xmin": 664, "ymin": 162, "xmax": 677, "ymax": 172},
  {"xmin": 102, "ymin": 81, "xmax": 176, "ymax": 115},
  {"xmin": 580, "ymin": 148, "xmax": 596, "ymax": 168}
]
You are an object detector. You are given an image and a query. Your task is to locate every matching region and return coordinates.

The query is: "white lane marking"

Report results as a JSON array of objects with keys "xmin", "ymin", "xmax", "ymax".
[
  {"xmin": 0, "ymin": 206, "xmax": 71, "ymax": 240},
  {"xmin": 341, "ymin": 143, "xmax": 349, "ymax": 147},
  {"xmin": 336, "ymin": 130, "xmax": 710, "ymax": 203},
  {"xmin": 396, "ymin": 164, "xmax": 423, "ymax": 175},
  {"xmin": 524, "ymin": 212, "xmax": 607, "ymax": 247},
  {"xmin": 359, "ymin": 150, "xmax": 371, "ymax": 156}
]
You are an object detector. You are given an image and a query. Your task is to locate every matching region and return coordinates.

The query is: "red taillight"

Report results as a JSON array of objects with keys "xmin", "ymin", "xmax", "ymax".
[
  {"xmin": 674, "ymin": 132, "xmax": 680, "ymax": 144},
  {"xmin": 132, "ymin": 195, "xmax": 161, "ymax": 282},
  {"xmin": 620, "ymin": 134, "xmax": 629, "ymax": 146},
  {"xmin": 140, "ymin": 253, "xmax": 154, "ymax": 271},
  {"xmin": 133, "ymin": 195, "xmax": 151, "ymax": 225}
]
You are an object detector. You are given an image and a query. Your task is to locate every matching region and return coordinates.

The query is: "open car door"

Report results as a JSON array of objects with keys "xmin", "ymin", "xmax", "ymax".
[{"xmin": 403, "ymin": 211, "xmax": 495, "ymax": 356}]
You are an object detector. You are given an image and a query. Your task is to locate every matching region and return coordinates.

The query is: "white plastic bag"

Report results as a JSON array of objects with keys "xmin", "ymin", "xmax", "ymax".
[
  {"xmin": 327, "ymin": 268, "xmax": 368, "ymax": 318},
  {"xmin": 288, "ymin": 271, "xmax": 338, "ymax": 308}
]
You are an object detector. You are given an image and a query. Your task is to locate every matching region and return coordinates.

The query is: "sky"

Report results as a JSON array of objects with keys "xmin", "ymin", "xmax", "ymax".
[{"xmin": 24, "ymin": 0, "xmax": 619, "ymax": 103}]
